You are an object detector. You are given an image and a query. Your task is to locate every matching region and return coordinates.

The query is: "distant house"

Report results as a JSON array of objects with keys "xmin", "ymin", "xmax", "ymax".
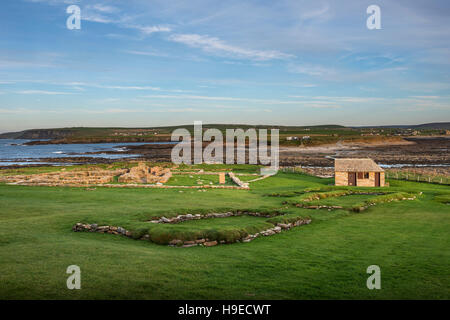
[{"xmin": 334, "ymin": 158, "xmax": 385, "ymax": 187}]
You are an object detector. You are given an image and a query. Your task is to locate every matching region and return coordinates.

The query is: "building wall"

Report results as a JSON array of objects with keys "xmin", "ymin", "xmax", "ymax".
[
  {"xmin": 335, "ymin": 171, "xmax": 348, "ymax": 186},
  {"xmin": 335, "ymin": 171, "xmax": 385, "ymax": 187},
  {"xmin": 356, "ymin": 172, "xmax": 375, "ymax": 187}
]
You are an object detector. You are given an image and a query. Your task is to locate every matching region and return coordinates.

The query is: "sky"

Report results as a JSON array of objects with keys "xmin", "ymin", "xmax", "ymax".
[{"xmin": 0, "ymin": 0, "xmax": 449, "ymax": 132}]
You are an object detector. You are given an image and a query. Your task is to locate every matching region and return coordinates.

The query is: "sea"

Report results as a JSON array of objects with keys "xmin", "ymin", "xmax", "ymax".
[{"xmin": 0, "ymin": 139, "xmax": 172, "ymax": 166}]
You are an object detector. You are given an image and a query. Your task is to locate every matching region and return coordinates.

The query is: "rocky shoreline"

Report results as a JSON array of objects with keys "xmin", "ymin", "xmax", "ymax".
[{"xmin": 1, "ymin": 137, "xmax": 449, "ymax": 177}]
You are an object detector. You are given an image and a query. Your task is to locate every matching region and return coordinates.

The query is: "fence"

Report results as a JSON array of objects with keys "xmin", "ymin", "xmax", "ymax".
[
  {"xmin": 280, "ymin": 167, "xmax": 304, "ymax": 173},
  {"xmin": 281, "ymin": 167, "xmax": 450, "ymax": 185},
  {"xmin": 386, "ymin": 170, "xmax": 450, "ymax": 185}
]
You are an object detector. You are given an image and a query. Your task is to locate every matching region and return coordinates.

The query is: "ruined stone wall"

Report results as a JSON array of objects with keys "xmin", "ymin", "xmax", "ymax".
[
  {"xmin": 228, "ymin": 172, "xmax": 249, "ymax": 188},
  {"xmin": 117, "ymin": 163, "xmax": 172, "ymax": 184},
  {"xmin": 0, "ymin": 168, "xmax": 126, "ymax": 185}
]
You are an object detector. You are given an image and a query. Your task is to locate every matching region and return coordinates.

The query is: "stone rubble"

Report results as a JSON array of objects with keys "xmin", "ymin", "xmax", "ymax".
[{"xmin": 228, "ymin": 172, "xmax": 249, "ymax": 188}]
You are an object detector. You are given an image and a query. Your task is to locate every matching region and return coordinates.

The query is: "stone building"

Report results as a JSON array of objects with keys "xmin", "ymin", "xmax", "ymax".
[{"xmin": 334, "ymin": 158, "xmax": 385, "ymax": 187}]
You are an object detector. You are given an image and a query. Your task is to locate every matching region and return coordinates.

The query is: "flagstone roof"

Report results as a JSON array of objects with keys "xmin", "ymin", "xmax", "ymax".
[{"xmin": 334, "ymin": 158, "xmax": 384, "ymax": 172}]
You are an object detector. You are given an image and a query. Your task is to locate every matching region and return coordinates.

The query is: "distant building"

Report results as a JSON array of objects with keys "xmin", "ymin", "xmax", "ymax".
[{"xmin": 334, "ymin": 158, "xmax": 385, "ymax": 187}]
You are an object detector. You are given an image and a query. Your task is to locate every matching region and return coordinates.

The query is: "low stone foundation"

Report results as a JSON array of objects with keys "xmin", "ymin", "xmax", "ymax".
[
  {"xmin": 168, "ymin": 218, "xmax": 311, "ymax": 247},
  {"xmin": 148, "ymin": 211, "xmax": 275, "ymax": 224},
  {"xmin": 72, "ymin": 217, "xmax": 311, "ymax": 247},
  {"xmin": 72, "ymin": 223, "xmax": 132, "ymax": 237},
  {"xmin": 293, "ymin": 204, "xmax": 344, "ymax": 210},
  {"xmin": 351, "ymin": 195, "xmax": 417, "ymax": 212}
]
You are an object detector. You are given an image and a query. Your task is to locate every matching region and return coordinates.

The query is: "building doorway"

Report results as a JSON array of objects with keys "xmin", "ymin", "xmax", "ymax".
[
  {"xmin": 375, "ymin": 172, "xmax": 380, "ymax": 187},
  {"xmin": 348, "ymin": 172, "xmax": 357, "ymax": 186}
]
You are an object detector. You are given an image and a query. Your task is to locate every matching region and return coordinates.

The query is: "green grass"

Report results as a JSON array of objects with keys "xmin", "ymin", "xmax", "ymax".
[
  {"xmin": 166, "ymin": 174, "xmax": 223, "ymax": 186},
  {"xmin": 0, "ymin": 169, "xmax": 449, "ymax": 299},
  {"xmin": 307, "ymin": 194, "xmax": 377, "ymax": 206},
  {"xmin": 144, "ymin": 216, "xmax": 276, "ymax": 244}
]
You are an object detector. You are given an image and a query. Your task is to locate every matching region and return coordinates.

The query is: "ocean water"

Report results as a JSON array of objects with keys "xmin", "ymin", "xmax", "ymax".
[{"xmin": 0, "ymin": 139, "xmax": 171, "ymax": 166}]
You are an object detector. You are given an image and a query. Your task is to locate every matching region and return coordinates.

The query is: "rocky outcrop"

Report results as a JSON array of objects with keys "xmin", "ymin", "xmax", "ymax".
[{"xmin": 0, "ymin": 129, "xmax": 75, "ymax": 140}]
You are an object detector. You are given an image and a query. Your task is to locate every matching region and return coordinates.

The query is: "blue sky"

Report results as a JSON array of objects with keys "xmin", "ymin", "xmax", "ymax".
[{"xmin": 0, "ymin": 0, "xmax": 449, "ymax": 132}]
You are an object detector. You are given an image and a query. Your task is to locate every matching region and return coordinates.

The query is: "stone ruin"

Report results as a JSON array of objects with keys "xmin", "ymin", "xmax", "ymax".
[
  {"xmin": 72, "ymin": 216, "xmax": 312, "ymax": 247},
  {"xmin": 0, "ymin": 162, "xmax": 172, "ymax": 186},
  {"xmin": 117, "ymin": 162, "xmax": 172, "ymax": 184},
  {"xmin": 0, "ymin": 168, "xmax": 127, "ymax": 185}
]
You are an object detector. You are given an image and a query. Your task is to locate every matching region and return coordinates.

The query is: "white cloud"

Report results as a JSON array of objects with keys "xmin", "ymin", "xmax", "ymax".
[
  {"xmin": 410, "ymin": 96, "xmax": 440, "ymax": 99},
  {"xmin": 82, "ymin": 12, "xmax": 114, "ymax": 24},
  {"xmin": 141, "ymin": 94, "xmax": 342, "ymax": 108},
  {"xmin": 169, "ymin": 34, "xmax": 294, "ymax": 61},
  {"xmin": 128, "ymin": 25, "xmax": 171, "ymax": 35},
  {"xmin": 125, "ymin": 50, "xmax": 169, "ymax": 58},
  {"xmin": 90, "ymin": 4, "xmax": 118, "ymax": 14},
  {"xmin": 300, "ymin": 5, "xmax": 330, "ymax": 21},
  {"xmin": 16, "ymin": 90, "xmax": 75, "ymax": 95},
  {"xmin": 95, "ymin": 85, "xmax": 162, "ymax": 91},
  {"xmin": 288, "ymin": 64, "xmax": 333, "ymax": 77},
  {"xmin": 79, "ymin": 3, "xmax": 171, "ymax": 36},
  {"xmin": 27, "ymin": 0, "xmax": 79, "ymax": 4}
]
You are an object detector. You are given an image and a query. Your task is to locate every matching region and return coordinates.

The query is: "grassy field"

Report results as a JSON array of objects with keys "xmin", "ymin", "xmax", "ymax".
[{"xmin": 0, "ymin": 169, "xmax": 449, "ymax": 299}]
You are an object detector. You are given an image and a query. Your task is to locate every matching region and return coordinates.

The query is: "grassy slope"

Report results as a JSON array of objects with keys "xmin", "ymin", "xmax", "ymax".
[{"xmin": 0, "ymin": 172, "xmax": 449, "ymax": 299}]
